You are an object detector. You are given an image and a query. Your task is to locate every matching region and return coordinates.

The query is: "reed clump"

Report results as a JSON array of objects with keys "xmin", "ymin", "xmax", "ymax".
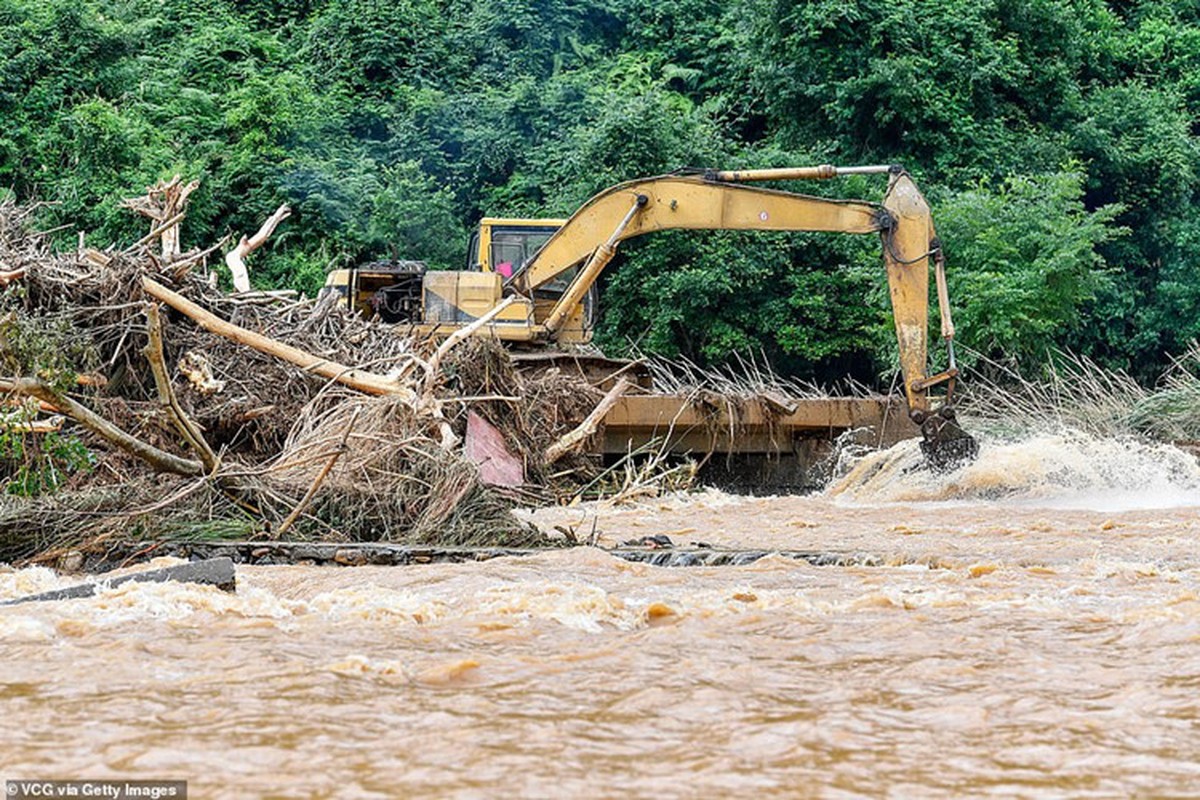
[{"xmin": 960, "ymin": 348, "xmax": 1200, "ymax": 443}]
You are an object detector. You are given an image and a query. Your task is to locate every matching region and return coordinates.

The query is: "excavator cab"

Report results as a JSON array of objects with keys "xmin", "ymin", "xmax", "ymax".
[
  {"xmin": 470, "ymin": 219, "xmax": 562, "ymax": 276},
  {"xmin": 471, "ymin": 218, "xmax": 598, "ymax": 343},
  {"xmin": 322, "ymin": 219, "xmax": 598, "ymax": 341}
]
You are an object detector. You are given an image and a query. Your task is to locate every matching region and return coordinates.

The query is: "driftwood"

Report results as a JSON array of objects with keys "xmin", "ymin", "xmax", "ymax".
[
  {"xmin": 0, "ymin": 377, "xmax": 204, "ymax": 476},
  {"xmin": 0, "ymin": 267, "xmax": 25, "ymax": 285},
  {"xmin": 544, "ymin": 377, "xmax": 631, "ymax": 465},
  {"xmin": 129, "ymin": 211, "xmax": 187, "ymax": 252},
  {"xmin": 423, "ymin": 296, "xmax": 519, "ymax": 397},
  {"xmin": 0, "ymin": 189, "xmax": 699, "ymax": 563},
  {"xmin": 168, "ymin": 236, "xmax": 229, "ymax": 281},
  {"xmin": 421, "ymin": 296, "xmax": 520, "ymax": 450},
  {"xmin": 142, "ymin": 277, "xmax": 504, "ymax": 451},
  {"xmin": 226, "ymin": 204, "xmax": 291, "ymax": 293},
  {"xmin": 0, "ymin": 416, "xmax": 63, "ymax": 434},
  {"xmin": 121, "ymin": 176, "xmax": 199, "ymax": 260},
  {"xmin": 142, "ymin": 277, "xmax": 418, "ymax": 400},
  {"xmin": 143, "ymin": 303, "xmax": 219, "ymax": 473}
]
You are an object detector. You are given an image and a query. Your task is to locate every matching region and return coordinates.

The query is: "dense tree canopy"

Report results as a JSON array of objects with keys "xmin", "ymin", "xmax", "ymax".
[{"xmin": 2, "ymin": 0, "xmax": 1198, "ymax": 383}]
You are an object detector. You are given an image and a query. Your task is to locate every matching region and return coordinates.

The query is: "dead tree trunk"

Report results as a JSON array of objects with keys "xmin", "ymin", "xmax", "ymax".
[{"xmin": 121, "ymin": 176, "xmax": 199, "ymax": 261}]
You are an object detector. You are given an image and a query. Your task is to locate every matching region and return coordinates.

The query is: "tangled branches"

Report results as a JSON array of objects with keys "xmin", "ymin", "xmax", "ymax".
[{"xmin": 0, "ymin": 192, "xmax": 620, "ymax": 564}]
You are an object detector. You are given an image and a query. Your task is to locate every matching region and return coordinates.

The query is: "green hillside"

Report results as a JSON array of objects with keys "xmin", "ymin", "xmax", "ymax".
[{"xmin": 2, "ymin": 0, "xmax": 1196, "ymax": 382}]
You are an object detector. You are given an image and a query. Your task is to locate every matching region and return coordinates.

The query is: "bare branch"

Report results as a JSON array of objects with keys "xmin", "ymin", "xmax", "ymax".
[
  {"xmin": 225, "ymin": 205, "xmax": 291, "ymax": 293},
  {"xmin": 544, "ymin": 378, "xmax": 631, "ymax": 465},
  {"xmin": 143, "ymin": 303, "xmax": 219, "ymax": 472},
  {"xmin": 0, "ymin": 377, "xmax": 204, "ymax": 477}
]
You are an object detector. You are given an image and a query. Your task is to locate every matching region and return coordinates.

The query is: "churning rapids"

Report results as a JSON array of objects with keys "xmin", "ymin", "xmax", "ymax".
[{"xmin": 5, "ymin": 431, "xmax": 1200, "ymax": 798}]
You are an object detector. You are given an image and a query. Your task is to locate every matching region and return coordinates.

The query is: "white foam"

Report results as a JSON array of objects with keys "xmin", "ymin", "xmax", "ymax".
[{"xmin": 829, "ymin": 430, "xmax": 1200, "ymax": 511}]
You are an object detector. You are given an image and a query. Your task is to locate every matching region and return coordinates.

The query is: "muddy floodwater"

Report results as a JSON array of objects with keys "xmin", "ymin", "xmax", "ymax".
[{"xmin": 5, "ymin": 433, "xmax": 1200, "ymax": 797}]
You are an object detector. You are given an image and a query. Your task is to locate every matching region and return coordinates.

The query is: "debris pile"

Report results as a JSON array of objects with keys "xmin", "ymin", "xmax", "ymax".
[{"xmin": 0, "ymin": 184, "xmax": 662, "ymax": 566}]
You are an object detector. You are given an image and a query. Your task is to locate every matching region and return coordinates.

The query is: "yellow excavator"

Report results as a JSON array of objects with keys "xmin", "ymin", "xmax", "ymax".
[{"xmin": 323, "ymin": 164, "xmax": 977, "ymax": 468}]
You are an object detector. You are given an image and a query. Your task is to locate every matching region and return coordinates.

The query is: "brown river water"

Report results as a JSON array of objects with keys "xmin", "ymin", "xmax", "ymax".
[{"xmin": 4, "ymin": 431, "xmax": 1200, "ymax": 798}]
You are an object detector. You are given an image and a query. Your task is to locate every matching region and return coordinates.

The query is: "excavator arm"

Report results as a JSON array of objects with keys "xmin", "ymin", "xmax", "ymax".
[
  {"xmin": 508, "ymin": 164, "xmax": 977, "ymax": 469},
  {"xmin": 509, "ymin": 175, "xmax": 885, "ymax": 294}
]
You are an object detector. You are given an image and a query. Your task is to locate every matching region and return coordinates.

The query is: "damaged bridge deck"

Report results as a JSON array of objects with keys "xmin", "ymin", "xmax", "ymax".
[
  {"xmin": 598, "ymin": 394, "xmax": 917, "ymax": 455},
  {"xmin": 591, "ymin": 392, "xmax": 919, "ymax": 491},
  {"xmin": 76, "ymin": 542, "xmax": 942, "ymax": 573}
]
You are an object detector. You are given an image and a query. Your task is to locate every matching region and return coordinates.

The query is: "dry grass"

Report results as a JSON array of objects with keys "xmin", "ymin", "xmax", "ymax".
[
  {"xmin": 642, "ymin": 351, "xmax": 833, "ymax": 400},
  {"xmin": 958, "ymin": 346, "xmax": 1200, "ymax": 443}
]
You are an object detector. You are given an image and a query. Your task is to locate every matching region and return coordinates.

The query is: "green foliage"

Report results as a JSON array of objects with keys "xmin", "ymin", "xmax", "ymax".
[
  {"xmin": 368, "ymin": 163, "xmax": 465, "ymax": 269},
  {"xmin": 0, "ymin": 425, "xmax": 95, "ymax": 496},
  {"xmin": 745, "ymin": 0, "xmax": 1111, "ymax": 175},
  {"xmin": 0, "ymin": 305, "xmax": 98, "ymax": 391},
  {"xmin": 598, "ymin": 231, "xmax": 885, "ymax": 381},
  {"xmin": 934, "ymin": 170, "xmax": 1124, "ymax": 366},
  {"xmin": 1, "ymin": 0, "xmax": 1199, "ymax": 384}
]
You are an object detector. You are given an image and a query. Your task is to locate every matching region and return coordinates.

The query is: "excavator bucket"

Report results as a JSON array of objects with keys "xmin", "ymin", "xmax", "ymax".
[
  {"xmin": 916, "ymin": 408, "xmax": 979, "ymax": 472},
  {"xmin": 877, "ymin": 167, "xmax": 979, "ymax": 472}
]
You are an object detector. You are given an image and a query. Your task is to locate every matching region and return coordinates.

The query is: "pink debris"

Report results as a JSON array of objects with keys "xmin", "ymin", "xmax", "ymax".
[{"xmin": 464, "ymin": 411, "xmax": 525, "ymax": 487}]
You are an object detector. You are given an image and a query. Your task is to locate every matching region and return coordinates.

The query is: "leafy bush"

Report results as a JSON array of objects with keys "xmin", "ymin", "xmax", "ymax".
[
  {"xmin": 934, "ymin": 170, "xmax": 1124, "ymax": 366},
  {"xmin": 0, "ymin": 426, "xmax": 95, "ymax": 497}
]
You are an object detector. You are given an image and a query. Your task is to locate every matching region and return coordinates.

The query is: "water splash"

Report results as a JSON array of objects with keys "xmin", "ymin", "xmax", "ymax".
[{"xmin": 828, "ymin": 429, "xmax": 1200, "ymax": 510}]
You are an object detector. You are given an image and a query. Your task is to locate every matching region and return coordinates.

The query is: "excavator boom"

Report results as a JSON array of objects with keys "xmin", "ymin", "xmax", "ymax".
[
  {"xmin": 506, "ymin": 164, "xmax": 977, "ymax": 469},
  {"xmin": 510, "ymin": 177, "xmax": 886, "ymax": 293}
]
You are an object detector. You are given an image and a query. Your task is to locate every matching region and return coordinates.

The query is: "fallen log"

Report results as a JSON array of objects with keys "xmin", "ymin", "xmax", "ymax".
[
  {"xmin": 142, "ymin": 277, "xmax": 418, "ymax": 401},
  {"xmin": 0, "ymin": 557, "xmax": 236, "ymax": 606}
]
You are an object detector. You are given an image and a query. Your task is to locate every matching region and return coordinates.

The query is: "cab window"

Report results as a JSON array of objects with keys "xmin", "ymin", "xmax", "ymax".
[{"xmin": 489, "ymin": 228, "xmax": 557, "ymax": 278}]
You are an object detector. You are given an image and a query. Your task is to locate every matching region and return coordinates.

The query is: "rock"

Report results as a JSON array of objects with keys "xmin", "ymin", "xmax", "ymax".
[
  {"xmin": 333, "ymin": 548, "xmax": 368, "ymax": 566},
  {"xmin": 58, "ymin": 550, "xmax": 84, "ymax": 573}
]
